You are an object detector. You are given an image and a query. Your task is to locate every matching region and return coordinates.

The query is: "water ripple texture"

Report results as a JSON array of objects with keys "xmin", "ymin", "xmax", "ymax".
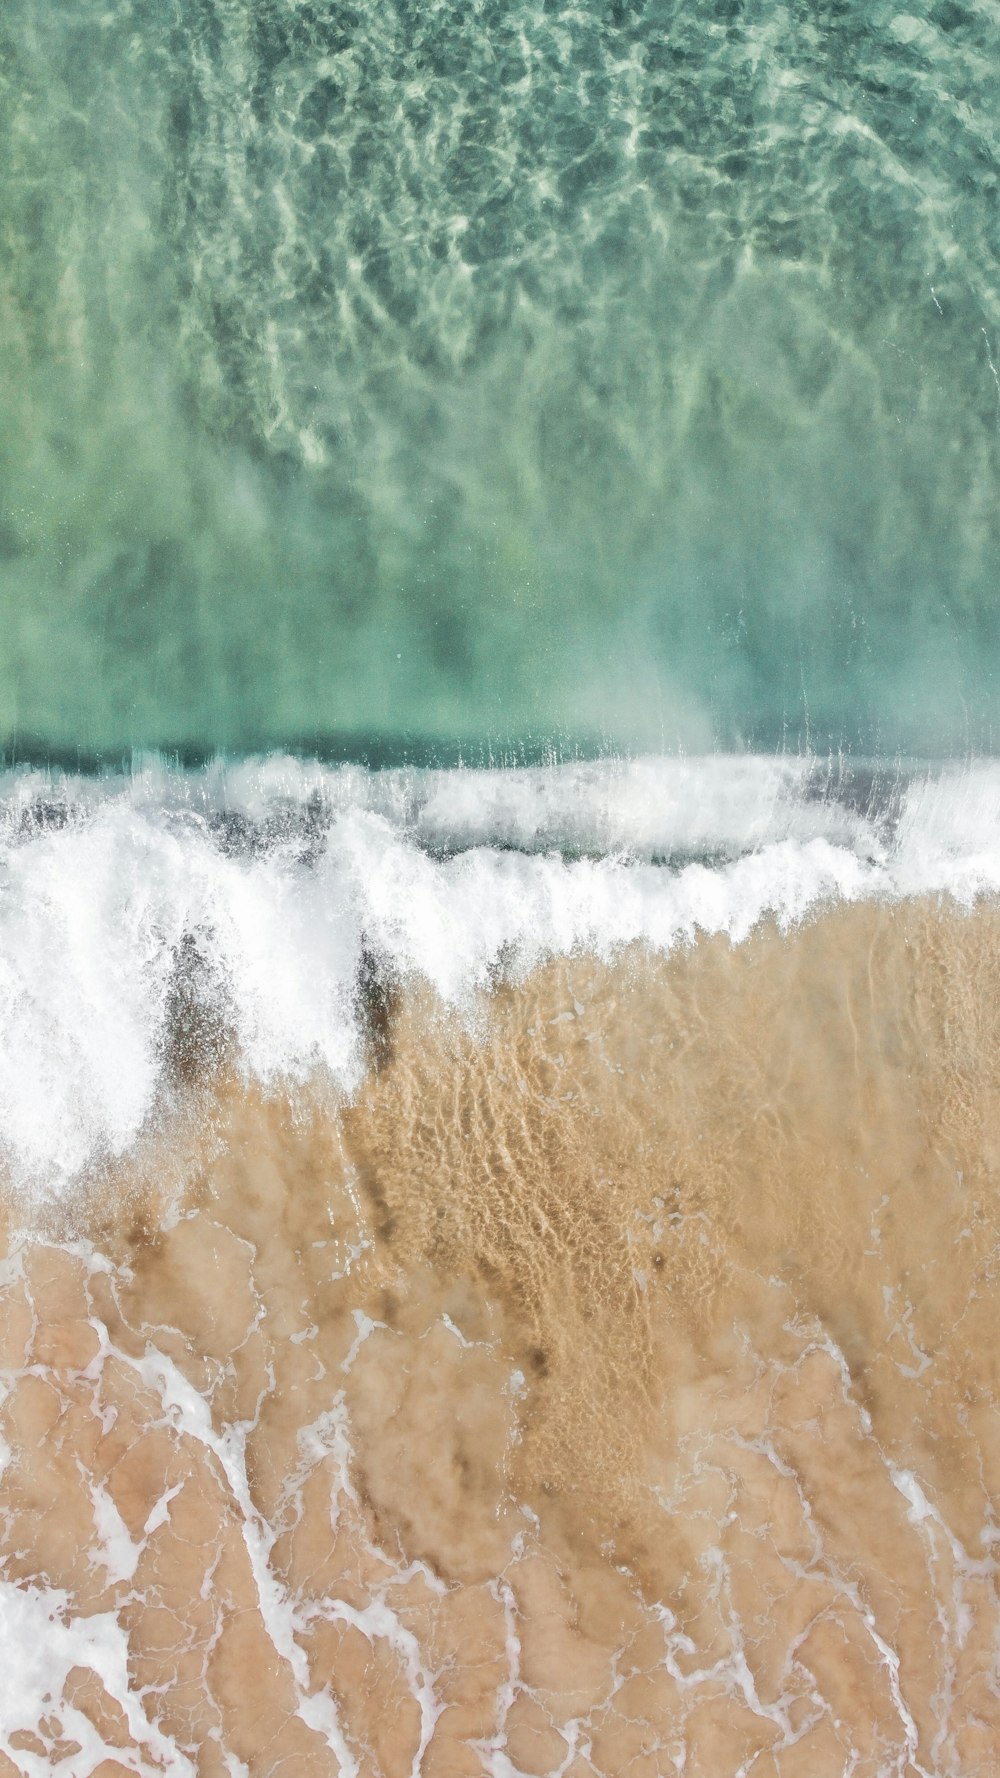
[{"xmin": 1, "ymin": 0, "xmax": 999, "ymax": 754}]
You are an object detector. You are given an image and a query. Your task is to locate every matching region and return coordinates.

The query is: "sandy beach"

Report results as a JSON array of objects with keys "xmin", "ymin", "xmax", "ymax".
[{"xmin": 1, "ymin": 898, "xmax": 998, "ymax": 1773}]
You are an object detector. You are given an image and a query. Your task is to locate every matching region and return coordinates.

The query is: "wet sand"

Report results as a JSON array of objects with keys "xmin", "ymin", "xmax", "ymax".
[{"xmin": 2, "ymin": 897, "xmax": 1000, "ymax": 1774}]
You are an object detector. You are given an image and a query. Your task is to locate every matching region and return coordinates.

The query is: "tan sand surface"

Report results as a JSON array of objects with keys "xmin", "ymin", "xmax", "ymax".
[{"xmin": 1, "ymin": 898, "xmax": 999, "ymax": 1774}]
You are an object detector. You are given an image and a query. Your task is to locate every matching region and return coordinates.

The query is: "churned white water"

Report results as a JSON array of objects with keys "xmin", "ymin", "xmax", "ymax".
[{"xmin": 2, "ymin": 754, "xmax": 1000, "ymax": 1192}]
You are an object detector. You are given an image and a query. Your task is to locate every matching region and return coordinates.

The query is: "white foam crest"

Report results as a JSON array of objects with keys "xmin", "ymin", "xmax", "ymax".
[
  {"xmin": 400, "ymin": 754, "xmax": 850, "ymax": 855},
  {"xmin": 891, "ymin": 762, "xmax": 1000, "ymax": 900},
  {"xmin": 0, "ymin": 755, "xmax": 999, "ymax": 1193},
  {"xmin": 0, "ymin": 752, "xmax": 876, "ymax": 855}
]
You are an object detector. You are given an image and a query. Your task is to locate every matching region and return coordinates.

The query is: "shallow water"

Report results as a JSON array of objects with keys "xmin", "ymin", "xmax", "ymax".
[{"xmin": 2, "ymin": 0, "xmax": 1000, "ymax": 756}]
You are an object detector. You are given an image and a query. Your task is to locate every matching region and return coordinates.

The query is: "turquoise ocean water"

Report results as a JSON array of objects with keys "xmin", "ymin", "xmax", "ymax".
[{"xmin": 2, "ymin": 0, "xmax": 999, "ymax": 763}]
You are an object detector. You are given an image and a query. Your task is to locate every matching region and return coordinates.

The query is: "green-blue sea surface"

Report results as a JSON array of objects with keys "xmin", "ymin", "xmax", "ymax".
[{"xmin": 2, "ymin": 0, "xmax": 999, "ymax": 762}]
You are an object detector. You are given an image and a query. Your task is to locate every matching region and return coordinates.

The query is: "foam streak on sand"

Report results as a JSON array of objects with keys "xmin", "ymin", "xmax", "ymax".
[{"xmin": 1, "ymin": 761, "xmax": 1000, "ymax": 1772}]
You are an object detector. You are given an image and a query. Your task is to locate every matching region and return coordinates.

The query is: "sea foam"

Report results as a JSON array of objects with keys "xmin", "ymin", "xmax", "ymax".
[{"xmin": 1, "ymin": 754, "xmax": 999, "ymax": 1193}]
